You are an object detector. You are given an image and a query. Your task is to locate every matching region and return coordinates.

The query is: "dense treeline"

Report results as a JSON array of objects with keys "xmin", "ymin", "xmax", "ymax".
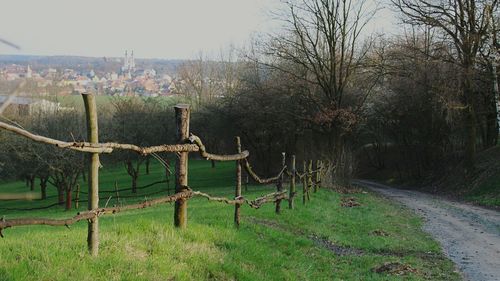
[{"xmin": 0, "ymin": 0, "xmax": 499, "ymax": 205}]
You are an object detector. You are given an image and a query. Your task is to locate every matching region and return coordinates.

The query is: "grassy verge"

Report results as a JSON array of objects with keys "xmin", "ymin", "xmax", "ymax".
[
  {"xmin": 464, "ymin": 173, "xmax": 500, "ymax": 207},
  {"xmin": 0, "ymin": 160, "xmax": 460, "ymax": 280}
]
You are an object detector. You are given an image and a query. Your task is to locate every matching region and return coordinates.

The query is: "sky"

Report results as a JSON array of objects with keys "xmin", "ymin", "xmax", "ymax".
[{"xmin": 0, "ymin": 0, "xmax": 398, "ymax": 60}]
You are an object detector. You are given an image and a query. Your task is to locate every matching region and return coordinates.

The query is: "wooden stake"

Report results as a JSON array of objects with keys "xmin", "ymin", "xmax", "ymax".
[
  {"xmin": 234, "ymin": 136, "xmax": 242, "ymax": 227},
  {"xmin": 74, "ymin": 184, "xmax": 80, "ymax": 209},
  {"xmin": 276, "ymin": 152, "xmax": 285, "ymax": 214},
  {"xmin": 83, "ymin": 93, "xmax": 99, "ymax": 257},
  {"xmin": 174, "ymin": 104, "xmax": 190, "ymax": 228},
  {"xmin": 318, "ymin": 160, "xmax": 322, "ymax": 188},
  {"xmin": 289, "ymin": 155, "xmax": 296, "ymax": 209},
  {"xmin": 315, "ymin": 160, "xmax": 320, "ymax": 192},
  {"xmin": 308, "ymin": 160, "xmax": 313, "ymax": 198},
  {"xmin": 302, "ymin": 160, "xmax": 307, "ymax": 205},
  {"xmin": 114, "ymin": 181, "xmax": 120, "ymax": 206}
]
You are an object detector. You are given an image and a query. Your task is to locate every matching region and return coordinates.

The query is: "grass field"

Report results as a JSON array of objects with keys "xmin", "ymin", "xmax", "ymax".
[{"xmin": 0, "ymin": 159, "xmax": 460, "ymax": 280}]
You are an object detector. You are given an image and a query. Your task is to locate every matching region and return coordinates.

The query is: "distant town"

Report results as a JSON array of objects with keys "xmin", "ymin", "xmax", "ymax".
[{"xmin": 0, "ymin": 51, "xmax": 185, "ymax": 97}]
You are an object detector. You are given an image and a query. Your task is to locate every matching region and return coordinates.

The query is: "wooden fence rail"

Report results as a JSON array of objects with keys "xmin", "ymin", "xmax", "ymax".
[{"xmin": 0, "ymin": 94, "xmax": 329, "ymax": 256}]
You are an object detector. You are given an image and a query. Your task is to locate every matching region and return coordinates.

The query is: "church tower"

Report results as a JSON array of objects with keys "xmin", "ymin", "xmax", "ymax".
[
  {"xmin": 130, "ymin": 50, "xmax": 135, "ymax": 70},
  {"xmin": 123, "ymin": 50, "xmax": 129, "ymax": 71},
  {"xmin": 26, "ymin": 65, "xmax": 32, "ymax": 78}
]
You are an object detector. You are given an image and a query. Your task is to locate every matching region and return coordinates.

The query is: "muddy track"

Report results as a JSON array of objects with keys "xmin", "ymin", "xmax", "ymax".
[{"xmin": 354, "ymin": 180, "xmax": 500, "ymax": 281}]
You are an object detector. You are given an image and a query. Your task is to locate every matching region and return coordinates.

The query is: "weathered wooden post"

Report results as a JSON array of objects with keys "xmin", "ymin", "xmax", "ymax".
[
  {"xmin": 83, "ymin": 93, "xmax": 99, "ymax": 256},
  {"xmin": 275, "ymin": 152, "xmax": 286, "ymax": 214},
  {"xmin": 314, "ymin": 160, "xmax": 320, "ymax": 192},
  {"xmin": 234, "ymin": 136, "xmax": 242, "ymax": 227},
  {"xmin": 289, "ymin": 155, "xmax": 296, "ymax": 209},
  {"xmin": 318, "ymin": 160, "xmax": 323, "ymax": 187},
  {"xmin": 174, "ymin": 104, "xmax": 190, "ymax": 228},
  {"xmin": 74, "ymin": 184, "xmax": 80, "ymax": 209},
  {"xmin": 114, "ymin": 181, "xmax": 120, "ymax": 206},
  {"xmin": 308, "ymin": 160, "xmax": 313, "ymax": 196},
  {"xmin": 302, "ymin": 160, "xmax": 307, "ymax": 205}
]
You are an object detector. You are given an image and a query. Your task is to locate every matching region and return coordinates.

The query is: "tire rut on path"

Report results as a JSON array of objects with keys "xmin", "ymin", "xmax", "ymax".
[{"xmin": 354, "ymin": 180, "xmax": 500, "ymax": 281}]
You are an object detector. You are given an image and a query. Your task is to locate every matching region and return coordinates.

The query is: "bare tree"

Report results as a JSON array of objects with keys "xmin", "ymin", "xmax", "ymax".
[{"xmin": 262, "ymin": 0, "xmax": 378, "ymax": 183}]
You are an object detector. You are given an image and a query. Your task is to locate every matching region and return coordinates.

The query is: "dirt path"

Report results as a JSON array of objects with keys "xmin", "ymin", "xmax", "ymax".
[{"xmin": 354, "ymin": 180, "xmax": 500, "ymax": 281}]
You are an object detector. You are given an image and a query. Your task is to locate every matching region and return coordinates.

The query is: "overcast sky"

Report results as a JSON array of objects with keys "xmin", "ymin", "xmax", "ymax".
[{"xmin": 0, "ymin": 0, "xmax": 397, "ymax": 60}]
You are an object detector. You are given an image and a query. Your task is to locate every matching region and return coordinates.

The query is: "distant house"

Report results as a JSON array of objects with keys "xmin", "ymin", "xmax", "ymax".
[{"xmin": 0, "ymin": 96, "xmax": 63, "ymax": 116}]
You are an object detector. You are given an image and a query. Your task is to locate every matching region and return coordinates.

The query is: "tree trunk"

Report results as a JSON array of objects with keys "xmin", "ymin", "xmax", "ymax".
[
  {"xmin": 57, "ymin": 187, "xmax": 64, "ymax": 205},
  {"xmin": 65, "ymin": 188, "xmax": 72, "ymax": 210},
  {"xmin": 40, "ymin": 177, "xmax": 47, "ymax": 200},
  {"xmin": 30, "ymin": 175, "xmax": 35, "ymax": 191},
  {"xmin": 131, "ymin": 175, "xmax": 138, "ymax": 193},
  {"xmin": 463, "ymin": 63, "xmax": 477, "ymax": 172},
  {"xmin": 464, "ymin": 108, "xmax": 477, "ymax": 172}
]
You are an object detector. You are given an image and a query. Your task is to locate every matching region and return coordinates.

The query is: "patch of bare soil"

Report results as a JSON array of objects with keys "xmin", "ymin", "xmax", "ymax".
[
  {"xmin": 308, "ymin": 234, "xmax": 364, "ymax": 256},
  {"xmin": 372, "ymin": 262, "xmax": 419, "ymax": 276},
  {"xmin": 370, "ymin": 229, "xmax": 389, "ymax": 237},
  {"xmin": 340, "ymin": 196, "xmax": 361, "ymax": 207},
  {"xmin": 331, "ymin": 185, "xmax": 364, "ymax": 194}
]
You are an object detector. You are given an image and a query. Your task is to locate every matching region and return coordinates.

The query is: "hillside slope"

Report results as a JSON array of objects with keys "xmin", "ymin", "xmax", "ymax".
[{"xmin": 0, "ymin": 160, "xmax": 459, "ymax": 280}]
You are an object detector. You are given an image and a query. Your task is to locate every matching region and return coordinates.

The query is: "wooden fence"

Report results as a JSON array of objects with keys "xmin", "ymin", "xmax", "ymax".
[{"xmin": 0, "ymin": 94, "xmax": 329, "ymax": 256}]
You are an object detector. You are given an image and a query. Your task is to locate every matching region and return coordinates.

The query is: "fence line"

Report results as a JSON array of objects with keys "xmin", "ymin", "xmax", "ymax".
[
  {"xmin": 0, "ymin": 122, "xmax": 249, "ymax": 159},
  {"xmin": 0, "ymin": 187, "xmax": 295, "ymax": 238},
  {"xmin": 0, "ymin": 96, "xmax": 330, "ymax": 256}
]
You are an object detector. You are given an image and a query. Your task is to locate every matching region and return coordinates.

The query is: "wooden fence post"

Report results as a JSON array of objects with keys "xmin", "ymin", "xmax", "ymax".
[
  {"xmin": 308, "ymin": 160, "xmax": 313, "ymax": 195},
  {"xmin": 302, "ymin": 160, "xmax": 307, "ymax": 205},
  {"xmin": 174, "ymin": 104, "xmax": 190, "ymax": 228},
  {"xmin": 114, "ymin": 181, "xmax": 120, "ymax": 206},
  {"xmin": 234, "ymin": 136, "xmax": 242, "ymax": 227},
  {"xmin": 74, "ymin": 184, "xmax": 80, "ymax": 209},
  {"xmin": 314, "ymin": 160, "xmax": 320, "ymax": 192},
  {"xmin": 318, "ymin": 160, "xmax": 323, "ymax": 187},
  {"xmin": 83, "ymin": 93, "xmax": 99, "ymax": 257},
  {"xmin": 275, "ymin": 152, "xmax": 285, "ymax": 214},
  {"xmin": 289, "ymin": 155, "xmax": 296, "ymax": 209}
]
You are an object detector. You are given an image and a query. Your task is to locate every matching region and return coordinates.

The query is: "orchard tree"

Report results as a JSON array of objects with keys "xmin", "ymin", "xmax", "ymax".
[
  {"xmin": 110, "ymin": 97, "xmax": 172, "ymax": 193},
  {"xmin": 35, "ymin": 110, "xmax": 86, "ymax": 209}
]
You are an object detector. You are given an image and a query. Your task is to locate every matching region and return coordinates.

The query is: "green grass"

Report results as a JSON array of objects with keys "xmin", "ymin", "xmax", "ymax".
[
  {"xmin": 464, "ymin": 173, "xmax": 500, "ymax": 207},
  {"xmin": 0, "ymin": 160, "xmax": 460, "ymax": 280}
]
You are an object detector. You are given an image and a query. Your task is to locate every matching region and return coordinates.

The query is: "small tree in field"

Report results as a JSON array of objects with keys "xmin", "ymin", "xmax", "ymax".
[
  {"xmin": 110, "ymin": 97, "xmax": 172, "ymax": 193},
  {"xmin": 38, "ymin": 110, "xmax": 85, "ymax": 209}
]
